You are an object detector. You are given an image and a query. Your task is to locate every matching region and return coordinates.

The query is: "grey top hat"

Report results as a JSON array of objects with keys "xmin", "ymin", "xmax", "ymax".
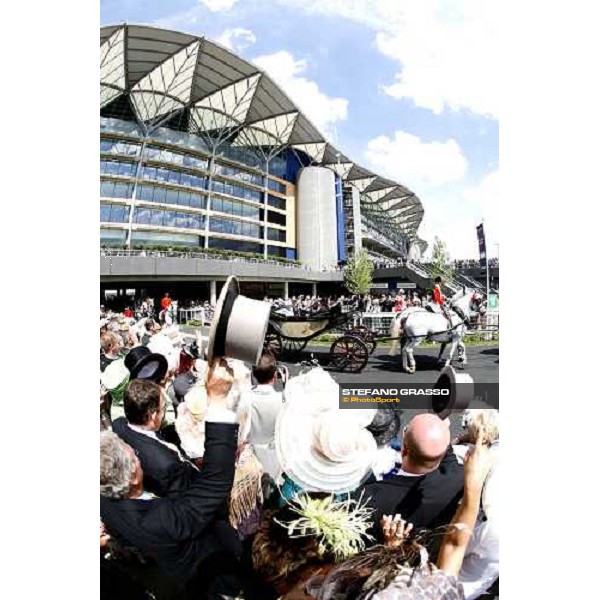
[
  {"xmin": 431, "ymin": 365, "xmax": 474, "ymax": 419},
  {"xmin": 207, "ymin": 276, "xmax": 271, "ymax": 365}
]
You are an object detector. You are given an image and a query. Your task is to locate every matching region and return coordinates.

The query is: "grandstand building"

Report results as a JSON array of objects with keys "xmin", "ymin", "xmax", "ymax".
[{"xmin": 100, "ymin": 24, "xmax": 427, "ymax": 276}]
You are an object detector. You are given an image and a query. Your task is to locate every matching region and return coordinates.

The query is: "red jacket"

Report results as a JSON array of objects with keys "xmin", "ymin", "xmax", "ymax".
[
  {"xmin": 161, "ymin": 297, "xmax": 172, "ymax": 310},
  {"xmin": 433, "ymin": 285, "xmax": 445, "ymax": 305}
]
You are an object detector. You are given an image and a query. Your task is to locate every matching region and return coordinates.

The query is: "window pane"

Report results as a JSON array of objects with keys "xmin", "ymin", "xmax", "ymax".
[
  {"xmin": 100, "ymin": 204, "xmax": 111, "ymax": 221},
  {"xmin": 153, "ymin": 187, "xmax": 166, "ymax": 203},
  {"xmin": 189, "ymin": 192, "xmax": 203, "ymax": 209},
  {"xmin": 267, "ymin": 194, "xmax": 286, "ymax": 210},
  {"xmin": 135, "ymin": 208, "xmax": 151, "ymax": 224},
  {"xmin": 165, "ymin": 188, "xmax": 178, "ymax": 206},
  {"xmin": 267, "ymin": 211, "xmax": 286, "ymax": 226},
  {"xmin": 163, "ymin": 210, "xmax": 178, "ymax": 227},
  {"xmin": 100, "ymin": 180, "xmax": 113, "ymax": 197},
  {"xmin": 150, "ymin": 209, "xmax": 164, "ymax": 226},
  {"xmin": 137, "ymin": 184, "xmax": 153, "ymax": 201}
]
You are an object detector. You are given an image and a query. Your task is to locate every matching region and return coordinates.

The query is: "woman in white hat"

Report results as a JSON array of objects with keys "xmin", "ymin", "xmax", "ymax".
[{"xmin": 275, "ymin": 368, "xmax": 378, "ymax": 498}]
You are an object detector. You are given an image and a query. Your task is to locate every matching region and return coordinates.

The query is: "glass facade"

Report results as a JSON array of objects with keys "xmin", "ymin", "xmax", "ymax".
[
  {"xmin": 267, "ymin": 228, "xmax": 286, "ymax": 242},
  {"xmin": 214, "ymin": 163, "xmax": 263, "ymax": 187},
  {"xmin": 267, "ymin": 179, "xmax": 286, "ymax": 194},
  {"xmin": 134, "ymin": 207, "xmax": 204, "ymax": 230},
  {"xmin": 100, "ymin": 159, "xmax": 137, "ymax": 177},
  {"xmin": 100, "ymin": 228, "xmax": 127, "ymax": 246},
  {"xmin": 211, "ymin": 179, "xmax": 263, "ymax": 202},
  {"xmin": 99, "ymin": 117, "xmax": 302, "ymax": 254},
  {"xmin": 209, "ymin": 238, "xmax": 263, "ymax": 254},
  {"xmin": 131, "ymin": 231, "xmax": 202, "ymax": 247},
  {"xmin": 209, "ymin": 217, "xmax": 263, "ymax": 238},
  {"xmin": 100, "ymin": 203, "xmax": 130, "ymax": 223},
  {"xmin": 268, "ymin": 245, "xmax": 287, "ymax": 258},
  {"xmin": 100, "ymin": 179, "xmax": 134, "ymax": 199},
  {"xmin": 137, "ymin": 184, "xmax": 206, "ymax": 209},
  {"xmin": 267, "ymin": 211, "xmax": 286, "ymax": 226},
  {"xmin": 144, "ymin": 145, "xmax": 208, "ymax": 170},
  {"xmin": 211, "ymin": 196, "xmax": 261, "ymax": 220},
  {"xmin": 267, "ymin": 194, "xmax": 286, "ymax": 210},
  {"xmin": 100, "ymin": 138, "xmax": 141, "ymax": 156},
  {"xmin": 140, "ymin": 165, "xmax": 207, "ymax": 189}
]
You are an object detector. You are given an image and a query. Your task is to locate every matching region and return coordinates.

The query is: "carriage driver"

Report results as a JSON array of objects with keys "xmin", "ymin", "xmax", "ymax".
[{"xmin": 431, "ymin": 276, "xmax": 452, "ymax": 327}]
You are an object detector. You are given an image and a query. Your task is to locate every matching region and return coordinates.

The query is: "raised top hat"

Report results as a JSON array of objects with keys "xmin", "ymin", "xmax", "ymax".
[
  {"xmin": 431, "ymin": 365, "xmax": 474, "ymax": 419},
  {"xmin": 124, "ymin": 345, "xmax": 168, "ymax": 383},
  {"xmin": 207, "ymin": 276, "xmax": 271, "ymax": 365}
]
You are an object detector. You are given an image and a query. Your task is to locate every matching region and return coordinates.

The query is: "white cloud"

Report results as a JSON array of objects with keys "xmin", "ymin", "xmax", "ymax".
[
  {"xmin": 277, "ymin": 0, "xmax": 499, "ymax": 119},
  {"xmin": 252, "ymin": 50, "xmax": 348, "ymax": 137},
  {"xmin": 418, "ymin": 171, "xmax": 499, "ymax": 260},
  {"xmin": 216, "ymin": 28, "xmax": 256, "ymax": 52},
  {"xmin": 365, "ymin": 130, "xmax": 468, "ymax": 189},
  {"xmin": 200, "ymin": 0, "xmax": 239, "ymax": 12}
]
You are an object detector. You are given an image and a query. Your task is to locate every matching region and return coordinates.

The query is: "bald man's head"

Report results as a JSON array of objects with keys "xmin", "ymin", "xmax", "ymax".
[{"xmin": 402, "ymin": 414, "xmax": 451, "ymax": 474}]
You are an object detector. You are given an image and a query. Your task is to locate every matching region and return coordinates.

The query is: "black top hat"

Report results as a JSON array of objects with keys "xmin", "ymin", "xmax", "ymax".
[
  {"xmin": 367, "ymin": 408, "xmax": 402, "ymax": 447},
  {"xmin": 124, "ymin": 346, "xmax": 168, "ymax": 382},
  {"xmin": 207, "ymin": 276, "xmax": 271, "ymax": 364}
]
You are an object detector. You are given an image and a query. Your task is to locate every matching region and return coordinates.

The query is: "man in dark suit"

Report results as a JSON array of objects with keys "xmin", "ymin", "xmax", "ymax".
[
  {"xmin": 112, "ymin": 379, "xmax": 199, "ymax": 498},
  {"xmin": 100, "ymin": 358, "xmax": 243, "ymax": 599},
  {"xmin": 357, "ymin": 413, "xmax": 464, "ymax": 537}
]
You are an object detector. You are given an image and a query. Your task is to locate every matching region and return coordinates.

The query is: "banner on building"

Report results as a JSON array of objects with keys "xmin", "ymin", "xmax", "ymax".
[{"xmin": 476, "ymin": 223, "xmax": 487, "ymax": 268}]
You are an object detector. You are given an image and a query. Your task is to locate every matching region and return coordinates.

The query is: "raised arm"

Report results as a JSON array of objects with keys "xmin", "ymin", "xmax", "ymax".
[
  {"xmin": 436, "ymin": 430, "xmax": 492, "ymax": 577},
  {"xmin": 154, "ymin": 358, "xmax": 239, "ymax": 540}
]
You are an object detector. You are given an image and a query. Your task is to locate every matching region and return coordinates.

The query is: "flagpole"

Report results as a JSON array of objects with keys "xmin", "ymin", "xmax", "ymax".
[{"xmin": 482, "ymin": 218, "xmax": 489, "ymax": 298}]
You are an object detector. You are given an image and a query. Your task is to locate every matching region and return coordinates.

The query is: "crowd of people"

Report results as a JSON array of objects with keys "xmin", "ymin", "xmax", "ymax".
[
  {"xmin": 100, "ymin": 309, "xmax": 499, "ymax": 599},
  {"xmin": 452, "ymin": 258, "xmax": 499, "ymax": 269}
]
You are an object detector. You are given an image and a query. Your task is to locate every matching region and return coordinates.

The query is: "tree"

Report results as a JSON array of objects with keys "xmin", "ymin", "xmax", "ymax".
[
  {"xmin": 430, "ymin": 237, "xmax": 454, "ymax": 279},
  {"xmin": 344, "ymin": 249, "xmax": 374, "ymax": 295}
]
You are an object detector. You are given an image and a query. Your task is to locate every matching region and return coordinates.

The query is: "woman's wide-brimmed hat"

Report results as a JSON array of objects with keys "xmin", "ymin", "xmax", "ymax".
[
  {"xmin": 275, "ymin": 368, "xmax": 377, "ymax": 493},
  {"xmin": 100, "ymin": 359, "xmax": 130, "ymax": 404},
  {"xmin": 207, "ymin": 276, "xmax": 271, "ymax": 365},
  {"xmin": 124, "ymin": 345, "xmax": 168, "ymax": 383}
]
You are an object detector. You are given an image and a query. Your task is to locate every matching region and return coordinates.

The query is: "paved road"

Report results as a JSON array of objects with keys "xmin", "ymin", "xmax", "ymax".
[
  {"xmin": 184, "ymin": 325, "xmax": 499, "ymax": 439},
  {"xmin": 278, "ymin": 344, "xmax": 499, "ymax": 440}
]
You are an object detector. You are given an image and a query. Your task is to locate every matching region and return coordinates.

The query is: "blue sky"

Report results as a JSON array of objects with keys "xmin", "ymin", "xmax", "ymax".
[{"xmin": 101, "ymin": 0, "xmax": 499, "ymax": 259}]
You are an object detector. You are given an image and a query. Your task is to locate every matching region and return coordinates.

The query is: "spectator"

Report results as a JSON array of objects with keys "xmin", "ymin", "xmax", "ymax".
[
  {"xmin": 357, "ymin": 414, "xmax": 464, "ymax": 535},
  {"xmin": 112, "ymin": 379, "xmax": 201, "ymax": 498},
  {"xmin": 101, "ymin": 331, "xmax": 123, "ymax": 373},
  {"xmin": 141, "ymin": 319, "xmax": 160, "ymax": 346},
  {"xmin": 238, "ymin": 353, "xmax": 285, "ymax": 482},
  {"xmin": 100, "ymin": 367, "xmax": 243, "ymax": 599}
]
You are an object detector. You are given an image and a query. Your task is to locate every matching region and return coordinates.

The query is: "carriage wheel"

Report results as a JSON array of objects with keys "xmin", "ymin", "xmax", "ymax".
[
  {"xmin": 283, "ymin": 339, "xmax": 308, "ymax": 357},
  {"xmin": 263, "ymin": 331, "xmax": 282, "ymax": 358},
  {"xmin": 329, "ymin": 335, "xmax": 369, "ymax": 373},
  {"xmin": 347, "ymin": 326, "xmax": 377, "ymax": 355}
]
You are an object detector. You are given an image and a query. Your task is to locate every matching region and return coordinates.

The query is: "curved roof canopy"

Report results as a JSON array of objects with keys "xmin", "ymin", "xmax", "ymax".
[{"xmin": 100, "ymin": 24, "xmax": 424, "ymax": 237}]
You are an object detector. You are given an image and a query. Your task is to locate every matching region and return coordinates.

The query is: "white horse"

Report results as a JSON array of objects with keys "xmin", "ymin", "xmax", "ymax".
[
  {"xmin": 389, "ymin": 289, "xmax": 485, "ymax": 373},
  {"xmin": 160, "ymin": 300, "xmax": 178, "ymax": 326}
]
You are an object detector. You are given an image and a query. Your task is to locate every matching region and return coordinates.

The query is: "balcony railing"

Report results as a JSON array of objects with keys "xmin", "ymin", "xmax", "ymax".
[{"xmin": 100, "ymin": 249, "xmax": 310, "ymax": 270}]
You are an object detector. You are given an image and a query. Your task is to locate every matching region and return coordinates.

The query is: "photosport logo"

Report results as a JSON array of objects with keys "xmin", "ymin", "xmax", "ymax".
[{"xmin": 338, "ymin": 380, "xmax": 499, "ymax": 415}]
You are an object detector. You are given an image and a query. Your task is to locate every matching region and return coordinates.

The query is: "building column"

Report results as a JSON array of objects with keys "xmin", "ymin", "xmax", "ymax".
[
  {"xmin": 312, "ymin": 282, "xmax": 317, "ymax": 297},
  {"xmin": 210, "ymin": 281, "xmax": 217, "ymax": 305},
  {"xmin": 284, "ymin": 281, "xmax": 289, "ymax": 300}
]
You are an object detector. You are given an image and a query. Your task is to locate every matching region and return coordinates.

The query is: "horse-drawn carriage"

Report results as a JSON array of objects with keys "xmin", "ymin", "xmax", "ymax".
[
  {"xmin": 262, "ymin": 306, "xmax": 377, "ymax": 373},
  {"xmin": 263, "ymin": 288, "xmax": 487, "ymax": 374}
]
